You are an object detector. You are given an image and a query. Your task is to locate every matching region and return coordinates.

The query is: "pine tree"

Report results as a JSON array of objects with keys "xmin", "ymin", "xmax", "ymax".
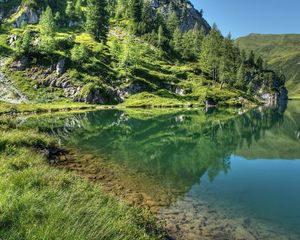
[
  {"xmin": 158, "ymin": 25, "xmax": 166, "ymax": 49},
  {"xmin": 172, "ymin": 27, "xmax": 182, "ymax": 54},
  {"xmin": 70, "ymin": 44, "xmax": 89, "ymax": 63},
  {"xmin": 248, "ymin": 50, "xmax": 255, "ymax": 66},
  {"xmin": 256, "ymin": 56, "xmax": 264, "ymax": 70},
  {"xmin": 199, "ymin": 24, "xmax": 223, "ymax": 85},
  {"xmin": 128, "ymin": 0, "xmax": 142, "ymax": 33},
  {"xmin": 192, "ymin": 23, "xmax": 204, "ymax": 56},
  {"xmin": 167, "ymin": 9, "xmax": 179, "ymax": 36},
  {"xmin": 75, "ymin": 0, "xmax": 83, "ymax": 16},
  {"xmin": 240, "ymin": 49, "xmax": 247, "ymax": 63},
  {"xmin": 140, "ymin": 0, "xmax": 153, "ymax": 34},
  {"xmin": 15, "ymin": 28, "xmax": 31, "ymax": 56},
  {"xmin": 219, "ymin": 34, "xmax": 237, "ymax": 88},
  {"xmin": 181, "ymin": 30, "xmax": 195, "ymax": 60},
  {"xmin": 21, "ymin": 29, "xmax": 31, "ymax": 53},
  {"xmin": 39, "ymin": 6, "xmax": 56, "ymax": 54},
  {"xmin": 66, "ymin": 0, "xmax": 76, "ymax": 20},
  {"xmin": 155, "ymin": 8, "xmax": 165, "ymax": 31},
  {"xmin": 85, "ymin": 0, "xmax": 109, "ymax": 43},
  {"xmin": 236, "ymin": 62, "xmax": 246, "ymax": 89}
]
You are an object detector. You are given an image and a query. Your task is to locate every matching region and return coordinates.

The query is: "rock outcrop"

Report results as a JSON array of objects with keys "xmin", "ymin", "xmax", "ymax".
[
  {"xmin": 150, "ymin": 0, "xmax": 211, "ymax": 33},
  {"xmin": 0, "ymin": 71, "xmax": 28, "ymax": 104},
  {"xmin": 13, "ymin": 7, "xmax": 40, "ymax": 28}
]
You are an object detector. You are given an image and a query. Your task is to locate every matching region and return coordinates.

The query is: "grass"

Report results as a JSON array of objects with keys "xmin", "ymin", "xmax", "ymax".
[
  {"xmin": 0, "ymin": 125, "xmax": 164, "ymax": 240},
  {"xmin": 121, "ymin": 92, "xmax": 190, "ymax": 108},
  {"xmin": 0, "ymin": 102, "xmax": 96, "ymax": 114}
]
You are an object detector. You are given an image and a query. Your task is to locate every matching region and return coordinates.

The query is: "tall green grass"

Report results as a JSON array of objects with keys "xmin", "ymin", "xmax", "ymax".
[{"xmin": 0, "ymin": 129, "xmax": 164, "ymax": 240}]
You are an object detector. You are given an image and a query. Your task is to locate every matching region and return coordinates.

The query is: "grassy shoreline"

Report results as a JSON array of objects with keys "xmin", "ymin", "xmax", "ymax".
[
  {"xmin": 0, "ymin": 124, "xmax": 166, "ymax": 239},
  {"xmin": 0, "ymin": 102, "xmax": 98, "ymax": 115}
]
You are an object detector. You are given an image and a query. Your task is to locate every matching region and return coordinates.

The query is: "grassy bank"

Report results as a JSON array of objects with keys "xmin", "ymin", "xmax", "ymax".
[
  {"xmin": 0, "ymin": 102, "xmax": 97, "ymax": 115},
  {"xmin": 0, "ymin": 127, "xmax": 164, "ymax": 239}
]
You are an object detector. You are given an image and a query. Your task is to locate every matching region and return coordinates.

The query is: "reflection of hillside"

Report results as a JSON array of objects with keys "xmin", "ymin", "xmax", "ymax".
[
  {"xmin": 19, "ymin": 103, "xmax": 294, "ymax": 201},
  {"xmin": 236, "ymin": 101, "xmax": 300, "ymax": 160}
]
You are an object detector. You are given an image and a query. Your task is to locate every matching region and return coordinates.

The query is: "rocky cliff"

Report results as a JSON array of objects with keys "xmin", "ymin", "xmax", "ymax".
[{"xmin": 150, "ymin": 0, "xmax": 211, "ymax": 33}]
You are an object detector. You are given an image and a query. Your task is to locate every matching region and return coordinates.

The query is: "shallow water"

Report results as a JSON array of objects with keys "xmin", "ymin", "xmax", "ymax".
[{"xmin": 19, "ymin": 101, "xmax": 300, "ymax": 239}]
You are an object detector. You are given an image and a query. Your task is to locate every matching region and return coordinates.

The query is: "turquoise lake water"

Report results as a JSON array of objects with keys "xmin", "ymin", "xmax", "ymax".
[{"xmin": 20, "ymin": 101, "xmax": 300, "ymax": 239}]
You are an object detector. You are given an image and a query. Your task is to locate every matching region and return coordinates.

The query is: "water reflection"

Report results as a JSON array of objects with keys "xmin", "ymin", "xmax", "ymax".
[{"xmin": 18, "ymin": 101, "xmax": 300, "ymax": 239}]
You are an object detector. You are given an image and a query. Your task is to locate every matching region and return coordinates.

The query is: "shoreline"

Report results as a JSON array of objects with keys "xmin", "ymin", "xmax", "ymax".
[
  {"xmin": 0, "ymin": 127, "xmax": 167, "ymax": 239},
  {"xmin": 0, "ymin": 101, "xmax": 258, "ymax": 117}
]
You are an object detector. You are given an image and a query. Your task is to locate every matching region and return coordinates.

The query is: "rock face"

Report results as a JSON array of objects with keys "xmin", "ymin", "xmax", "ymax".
[
  {"xmin": 11, "ymin": 56, "xmax": 28, "ymax": 71},
  {"xmin": 180, "ymin": 1, "xmax": 210, "ymax": 33},
  {"xmin": 56, "ymin": 59, "xmax": 65, "ymax": 76},
  {"xmin": 13, "ymin": 7, "xmax": 40, "ymax": 28},
  {"xmin": 259, "ymin": 87, "xmax": 288, "ymax": 106},
  {"xmin": 0, "ymin": 71, "xmax": 28, "ymax": 104},
  {"xmin": 150, "ymin": 0, "xmax": 211, "ymax": 33}
]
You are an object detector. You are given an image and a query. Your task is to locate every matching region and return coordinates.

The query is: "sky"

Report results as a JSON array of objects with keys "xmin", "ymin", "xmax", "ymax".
[{"xmin": 191, "ymin": 0, "xmax": 300, "ymax": 39}]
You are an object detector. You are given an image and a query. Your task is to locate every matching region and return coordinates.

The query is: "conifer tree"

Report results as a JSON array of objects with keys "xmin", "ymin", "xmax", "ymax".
[
  {"xmin": 172, "ymin": 27, "xmax": 182, "ymax": 54},
  {"xmin": 128, "ymin": 0, "xmax": 142, "ymax": 33},
  {"xmin": 236, "ymin": 62, "xmax": 246, "ymax": 89},
  {"xmin": 158, "ymin": 25, "xmax": 166, "ymax": 49},
  {"xmin": 140, "ymin": 0, "xmax": 153, "ymax": 34},
  {"xmin": 192, "ymin": 23, "xmax": 204, "ymax": 55},
  {"xmin": 199, "ymin": 24, "xmax": 223, "ymax": 85},
  {"xmin": 248, "ymin": 50, "xmax": 255, "ymax": 66},
  {"xmin": 256, "ymin": 56, "xmax": 264, "ymax": 70},
  {"xmin": 85, "ymin": 0, "xmax": 109, "ymax": 42},
  {"xmin": 167, "ymin": 9, "xmax": 179, "ymax": 36},
  {"xmin": 66, "ymin": 1, "xmax": 76, "ymax": 20},
  {"xmin": 39, "ymin": 6, "xmax": 56, "ymax": 54},
  {"xmin": 219, "ymin": 34, "xmax": 237, "ymax": 88},
  {"xmin": 181, "ymin": 30, "xmax": 195, "ymax": 60}
]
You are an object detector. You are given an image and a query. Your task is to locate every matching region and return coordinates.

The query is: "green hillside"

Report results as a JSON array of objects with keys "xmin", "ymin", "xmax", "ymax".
[
  {"xmin": 0, "ymin": 0, "xmax": 287, "ymax": 107},
  {"xmin": 236, "ymin": 34, "xmax": 300, "ymax": 97}
]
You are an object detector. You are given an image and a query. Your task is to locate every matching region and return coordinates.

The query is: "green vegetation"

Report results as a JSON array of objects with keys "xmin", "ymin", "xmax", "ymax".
[
  {"xmin": 0, "ymin": 0, "xmax": 286, "ymax": 107},
  {"xmin": 0, "ymin": 102, "xmax": 96, "ymax": 114},
  {"xmin": 236, "ymin": 34, "xmax": 300, "ymax": 97},
  {"xmin": 0, "ymin": 120, "xmax": 164, "ymax": 240}
]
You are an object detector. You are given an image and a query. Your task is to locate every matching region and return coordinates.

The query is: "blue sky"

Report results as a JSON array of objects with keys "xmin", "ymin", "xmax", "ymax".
[{"xmin": 191, "ymin": 0, "xmax": 300, "ymax": 38}]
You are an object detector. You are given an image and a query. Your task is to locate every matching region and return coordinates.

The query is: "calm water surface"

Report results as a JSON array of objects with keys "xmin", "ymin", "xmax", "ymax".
[{"xmin": 20, "ymin": 101, "xmax": 300, "ymax": 239}]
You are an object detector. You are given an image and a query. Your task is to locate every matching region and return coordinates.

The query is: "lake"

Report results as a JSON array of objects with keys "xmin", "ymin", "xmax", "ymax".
[{"xmin": 17, "ymin": 101, "xmax": 300, "ymax": 239}]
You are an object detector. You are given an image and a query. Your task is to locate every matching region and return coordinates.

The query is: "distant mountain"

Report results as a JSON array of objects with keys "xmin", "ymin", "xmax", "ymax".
[{"xmin": 236, "ymin": 34, "xmax": 300, "ymax": 97}]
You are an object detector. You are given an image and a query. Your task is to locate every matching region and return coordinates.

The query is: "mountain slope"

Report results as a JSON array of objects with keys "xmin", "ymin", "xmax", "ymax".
[
  {"xmin": 236, "ymin": 34, "xmax": 300, "ymax": 97},
  {"xmin": 0, "ymin": 0, "xmax": 287, "ymax": 106}
]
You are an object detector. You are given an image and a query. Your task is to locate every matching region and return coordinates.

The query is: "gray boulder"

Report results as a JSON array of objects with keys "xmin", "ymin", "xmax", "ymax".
[
  {"xmin": 13, "ymin": 7, "xmax": 39, "ymax": 28},
  {"xmin": 11, "ymin": 56, "xmax": 28, "ymax": 71},
  {"xmin": 56, "ymin": 59, "xmax": 65, "ymax": 76}
]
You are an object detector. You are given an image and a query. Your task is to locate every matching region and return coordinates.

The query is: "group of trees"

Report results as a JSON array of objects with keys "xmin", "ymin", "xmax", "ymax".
[
  {"xmin": 11, "ymin": 0, "xmax": 285, "ymax": 93},
  {"xmin": 197, "ymin": 24, "xmax": 286, "ymax": 92}
]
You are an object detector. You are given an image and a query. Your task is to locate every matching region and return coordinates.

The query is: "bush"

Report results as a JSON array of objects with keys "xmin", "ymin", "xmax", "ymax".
[{"xmin": 70, "ymin": 44, "xmax": 90, "ymax": 63}]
